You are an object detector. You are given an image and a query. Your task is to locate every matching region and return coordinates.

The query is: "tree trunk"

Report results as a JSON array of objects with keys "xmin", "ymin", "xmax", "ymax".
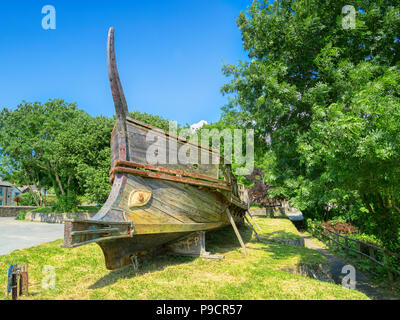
[
  {"xmin": 54, "ymin": 170, "xmax": 65, "ymax": 196},
  {"xmin": 28, "ymin": 188, "xmax": 40, "ymax": 207}
]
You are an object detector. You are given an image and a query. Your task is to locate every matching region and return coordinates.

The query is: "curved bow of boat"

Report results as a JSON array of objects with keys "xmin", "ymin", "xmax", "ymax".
[
  {"xmin": 107, "ymin": 27, "xmax": 129, "ymax": 120},
  {"xmin": 63, "ymin": 28, "xmax": 134, "ymax": 254},
  {"xmin": 108, "ymin": 27, "xmax": 129, "ymax": 162}
]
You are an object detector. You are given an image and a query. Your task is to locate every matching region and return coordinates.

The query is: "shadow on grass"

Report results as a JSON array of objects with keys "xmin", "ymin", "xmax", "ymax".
[
  {"xmin": 89, "ymin": 254, "xmax": 197, "ymax": 289},
  {"xmin": 90, "ymin": 223, "xmax": 321, "ymax": 290},
  {"xmin": 205, "ymin": 224, "xmax": 253, "ymax": 254},
  {"xmin": 90, "ymin": 225, "xmax": 253, "ymax": 289}
]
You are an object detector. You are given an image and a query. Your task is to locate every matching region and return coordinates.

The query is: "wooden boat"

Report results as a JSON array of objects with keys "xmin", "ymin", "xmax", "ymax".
[{"xmin": 63, "ymin": 27, "xmax": 249, "ymax": 270}]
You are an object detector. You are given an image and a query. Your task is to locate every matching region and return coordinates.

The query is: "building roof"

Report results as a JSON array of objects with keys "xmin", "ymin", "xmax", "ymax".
[
  {"xmin": 19, "ymin": 185, "xmax": 38, "ymax": 193},
  {"xmin": 0, "ymin": 180, "xmax": 13, "ymax": 187}
]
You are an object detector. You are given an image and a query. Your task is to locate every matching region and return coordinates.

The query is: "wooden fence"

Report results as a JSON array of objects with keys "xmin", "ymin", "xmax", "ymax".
[{"xmin": 309, "ymin": 221, "xmax": 400, "ymax": 281}]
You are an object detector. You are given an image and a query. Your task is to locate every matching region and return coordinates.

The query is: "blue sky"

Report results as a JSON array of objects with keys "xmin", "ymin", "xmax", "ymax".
[{"xmin": 0, "ymin": 0, "xmax": 252, "ymax": 125}]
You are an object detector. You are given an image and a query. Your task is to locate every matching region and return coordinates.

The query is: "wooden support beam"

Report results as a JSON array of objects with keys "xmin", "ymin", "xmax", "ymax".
[
  {"xmin": 244, "ymin": 215, "xmax": 261, "ymax": 241},
  {"xmin": 226, "ymin": 208, "xmax": 247, "ymax": 255},
  {"xmin": 246, "ymin": 211, "xmax": 262, "ymax": 232}
]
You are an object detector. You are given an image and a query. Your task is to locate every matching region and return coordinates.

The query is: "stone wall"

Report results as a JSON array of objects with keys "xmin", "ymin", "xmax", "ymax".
[
  {"xmin": 249, "ymin": 207, "xmax": 267, "ymax": 216},
  {"xmin": 250, "ymin": 206, "xmax": 287, "ymax": 217},
  {"xmin": 282, "ymin": 263, "xmax": 335, "ymax": 284},
  {"xmin": 24, "ymin": 211, "xmax": 97, "ymax": 224},
  {"xmin": 0, "ymin": 206, "xmax": 38, "ymax": 217},
  {"xmin": 250, "ymin": 204, "xmax": 304, "ymax": 221},
  {"xmin": 260, "ymin": 236, "xmax": 305, "ymax": 247}
]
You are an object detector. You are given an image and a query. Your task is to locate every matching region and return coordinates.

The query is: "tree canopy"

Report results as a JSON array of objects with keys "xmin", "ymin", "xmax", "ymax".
[
  {"xmin": 0, "ymin": 100, "xmax": 114, "ymax": 210},
  {"xmin": 221, "ymin": 0, "xmax": 400, "ymax": 249},
  {"xmin": 0, "ymin": 100, "xmax": 173, "ymax": 212}
]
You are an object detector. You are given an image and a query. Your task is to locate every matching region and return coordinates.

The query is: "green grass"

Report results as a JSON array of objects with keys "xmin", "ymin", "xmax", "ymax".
[
  {"xmin": 256, "ymin": 217, "xmax": 303, "ymax": 240},
  {"xmin": 302, "ymin": 231, "xmax": 328, "ymax": 249},
  {"xmin": 30, "ymin": 206, "xmax": 100, "ymax": 214},
  {"xmin": 0, "ymin": 217, "xmax": 368, "ymax": 300},
  {"xmin": 15, "ymin": 211, "xmax": 26, "ymax": 221}
]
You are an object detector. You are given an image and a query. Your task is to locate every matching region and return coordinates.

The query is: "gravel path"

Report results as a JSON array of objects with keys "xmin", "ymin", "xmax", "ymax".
[{"xmin": 299, "ymin": 232, "xmax": 396, "ymax": 300}]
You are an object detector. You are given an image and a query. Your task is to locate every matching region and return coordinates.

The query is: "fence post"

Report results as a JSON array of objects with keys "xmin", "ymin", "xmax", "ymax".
[
  {"xmin": 369, "ymin": 247, "xmax": 375, "ymax": 261},
  {"xmin": 308, "ymin": 225, "xmax": 400, "ymax": 279},
  {"xmin": 325, "ymin": 229, "xmax": 329, "ymax": 246},
  {"xmin": 328, "ymin": 231, "xmax": 332, "ymax": 247},
  {"xmin": 356, "ymin": 242, "xmax": 361, "ymax": 261},
  {"xmin": 336, "ymin": 233, "xmax": 340, "ymax": 248},
  {"xmin": 11, "ymin": 273, "xmax": 18, "ymax": 300}
]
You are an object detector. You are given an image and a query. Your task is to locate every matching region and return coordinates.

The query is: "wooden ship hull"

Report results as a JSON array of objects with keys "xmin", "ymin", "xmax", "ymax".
[{"xmin": 63, "ymin": 28, "xmax": 249, "ymax": 270}]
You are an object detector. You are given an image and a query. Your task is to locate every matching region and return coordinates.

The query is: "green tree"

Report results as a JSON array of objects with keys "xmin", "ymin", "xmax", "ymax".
[
  {"xmin": 0, "ymin": 100, "xmax": 80, "ymax": 208},
  {"xmin": 129, "ymin": 111, "xmax": 172, "ymax": 131},
  {"xmin": 221, "ymin": 0, "xmax": 400, "ymax": 247},
  {"xmin": 298, "ymin": 65, "xmax": 400, "ymax": 248},
  {"xmin": 0, "ymin": 100, "xmax": 112, "ymax": 211},
  {"xmin": 0, "ymin": 102, "xmax": 176, "ymax": 211}
]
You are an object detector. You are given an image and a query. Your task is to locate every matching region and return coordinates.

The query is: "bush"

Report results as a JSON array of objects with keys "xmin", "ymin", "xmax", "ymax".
[
  {"xmin": 14, "ymin": 195, "xmax": 22, "ymax": 206},
  {"xmin": 15, "ymin": 211, "xmax": 26, "ymax": 220},
  {"xmin": 52, "ymin": 193, "xmax": 79, "ymax": 213},
  {"xmin": 19, "ymin": 192, "xmax": 37, "ymax": 206},
  {"xmin": 323, "ymin": 220, "xmax": 358, "ymax": 235},
  {"xmin": 305, "ymin": 218, "xmax": 316, "ymax": 231},
  {"xmin": 350, "ymin": 233, "xmax": 383, "ymax": 248},
  {"xmin": 45, "ymin": 195, "xmax": 57, "ymax": 207}
]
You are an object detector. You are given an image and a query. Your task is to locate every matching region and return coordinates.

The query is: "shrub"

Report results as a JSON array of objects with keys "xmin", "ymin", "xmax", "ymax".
[
  {"xmin": 19, "ymin": 192, "xmax": 37, "ymax": 206},
  {"xmin": 350, "ymin": 233, "xmax": 383, "ymax": 247},
  {"xmin": 15, "ymin": 211, "xmax": 26, "ymax": 220},
  {"xmin": 323, "ymin": 220, "xmax": 358, "ymax": 235},
  {"xmin": 52, "ymin": 193, "xmax": 79, "ymax": 213},
  {"xmin": 14, "ymin": 195, "xmax": 22, "ymax": 206},
  {"xmin": 45, "ymin": 195, "xmax": 57, "ymax": 206}
]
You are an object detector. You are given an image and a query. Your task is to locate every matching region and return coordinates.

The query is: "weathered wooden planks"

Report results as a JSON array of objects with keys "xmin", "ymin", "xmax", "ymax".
[
  {"xmin": 125, "ymin": 120, "xmax": 220, "ymax": 178},
  {"xmin": 119, "ymin": 174, "xmax": 229, "ymax": 229}
]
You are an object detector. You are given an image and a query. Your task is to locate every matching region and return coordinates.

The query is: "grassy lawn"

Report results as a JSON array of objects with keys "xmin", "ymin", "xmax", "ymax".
[
  {"xmin": 0, "ymin": 217, "xmax": 368, "ymax": 300},
  {"xmin": 254, "ymin": 217, "xmax": 303, "ymax": 240}
]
